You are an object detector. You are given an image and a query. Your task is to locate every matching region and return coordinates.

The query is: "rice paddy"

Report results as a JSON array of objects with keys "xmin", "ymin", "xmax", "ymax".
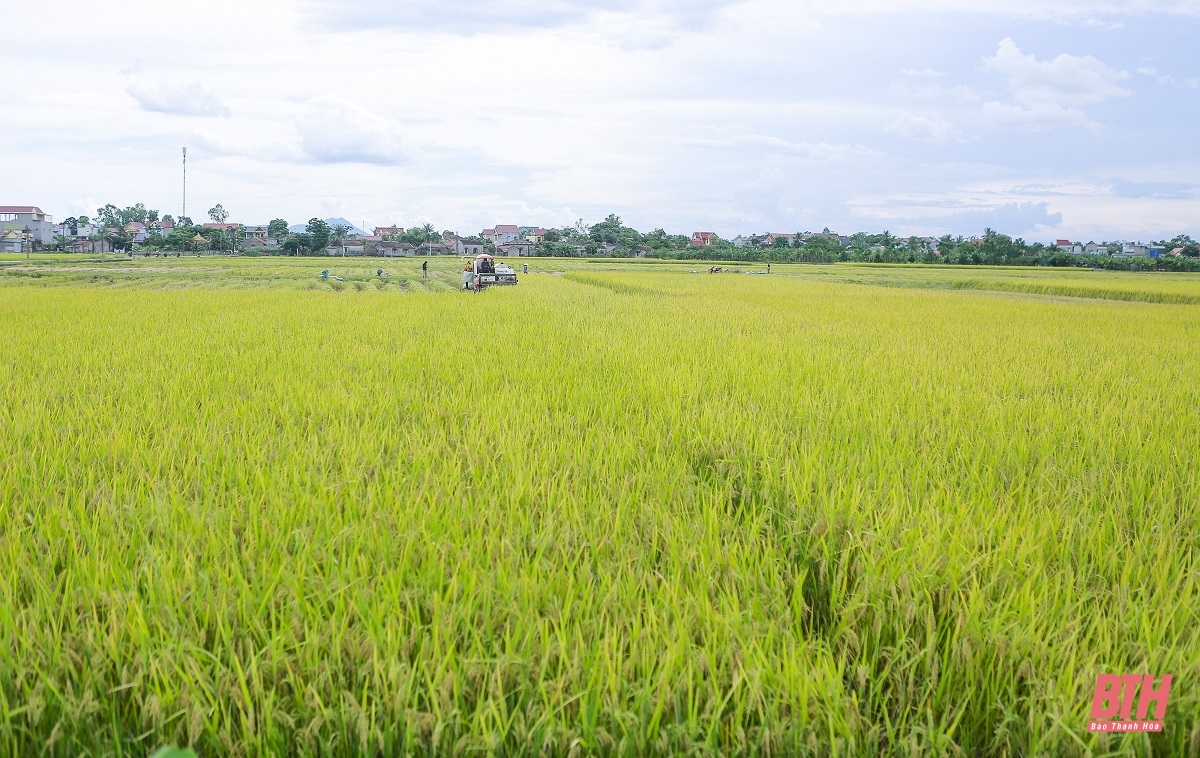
[{"xmin": 1, "ymin": 256, "xmax": 1197, "ymax": 755}]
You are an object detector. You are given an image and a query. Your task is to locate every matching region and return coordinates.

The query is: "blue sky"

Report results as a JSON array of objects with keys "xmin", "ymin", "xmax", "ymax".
[{"xmin": 5, "ymin": 0, "xmax": 1198, "ymax": 241}]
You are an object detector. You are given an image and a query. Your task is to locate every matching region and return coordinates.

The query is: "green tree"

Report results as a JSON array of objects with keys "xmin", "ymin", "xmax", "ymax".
[
  {"xmin": 281, "ymin": 233, "xmax": 312, "ymax": 256},
  {"xmin": 268, "ymin": 219, "xmax": 289, "ymax": 238},
  {"xmin": 331, "ymin": 224, "xmax": 351, "ymax": 255},
  {"xmin": 105, "ymin": 227, "xmax": 133, "ymax": 252},
  {"xmin": 588, "ymin": 214, "xmax": 642, "ymax": 251},
  {"xmin": 305, "ymin": 219, "xmax": 331, "ymax": 251},
  {"xmin": 96, "ymin": 204, "xmax": 122, "ymax": 228},
  {"xmin": 96, "ymin": 203, "xmax": 154, "ymax": 227},
  {"xmin": 208, "ymin": 204, "xmax": 229, "ymax": 224}
]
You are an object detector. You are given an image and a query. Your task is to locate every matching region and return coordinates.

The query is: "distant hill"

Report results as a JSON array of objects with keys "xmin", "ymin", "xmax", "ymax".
[{"xmin": 287, "ymin": 218, "xmax": 368, "ymax": 236}]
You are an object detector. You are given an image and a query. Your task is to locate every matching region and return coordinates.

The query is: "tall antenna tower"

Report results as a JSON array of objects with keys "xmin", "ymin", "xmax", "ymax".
[{"xmin": 182, "ymin": 147, "xmax": 187, "ymax": 220}]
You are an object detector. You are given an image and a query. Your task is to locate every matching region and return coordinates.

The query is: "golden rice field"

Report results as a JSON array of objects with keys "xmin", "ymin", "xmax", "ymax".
[{"xmin": 1, "ymin": 255, "xmax": 1198, "ymax": 755}]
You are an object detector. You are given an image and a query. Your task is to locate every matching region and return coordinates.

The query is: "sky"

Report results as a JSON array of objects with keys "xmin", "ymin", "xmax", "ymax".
[{"xmin": 5, "ymin": 0, "xmax": 1199, "ymax": 241}]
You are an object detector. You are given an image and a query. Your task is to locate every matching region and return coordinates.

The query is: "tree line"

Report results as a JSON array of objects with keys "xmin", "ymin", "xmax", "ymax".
[{"xmin": 55, "ymin": 203, "xmax": 1200, "ymax": 270}]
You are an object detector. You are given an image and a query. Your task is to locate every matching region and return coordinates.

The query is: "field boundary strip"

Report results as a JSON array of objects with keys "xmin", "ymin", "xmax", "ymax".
[
  {"xmin": 801, "ymin": 270, "xmax": 1200, "ymax": 305},
  {"xmin": 946, "ymin": 279, "xmax": 1200, "ymax": 305},
  {"xmin": 562, "ymin": 272, "xmax": 668, "ymax": 296}
]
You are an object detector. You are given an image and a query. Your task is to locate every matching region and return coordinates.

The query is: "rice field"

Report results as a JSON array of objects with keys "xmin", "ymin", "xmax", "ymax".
[{"xmin": 1, "ymin": 256, "xmax": 1198, "ymax": 755}]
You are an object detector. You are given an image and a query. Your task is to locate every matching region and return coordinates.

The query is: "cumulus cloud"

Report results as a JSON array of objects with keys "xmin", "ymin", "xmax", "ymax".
[
  {"xmin": 889, "ymin": 68, "xmax": 980, "ymax": 101},
  {"xmin": 296, "ymin": 99, "xmax": 411, "ymax": 165},
  {"xmin": 127, "ymin": 81, "xmax": 230, "ymax": 117},
  {"xmin": 887, "ymin": 113, "xmax": 962, "ymax": 143},
  {"xmin": 856, "ymin": 199, "xmax": 1064, "ymax": 237},
  {"xmin": 944, "ymin": 201, "xmax": 1063, "ymax": 234},
  {"xmin": 981, "ymin": 38, "xmax": 1130, "ymax": 129},
  {"xmin": 1136, "ymin": 65, "xmax": 1200, "ymax": 88}
]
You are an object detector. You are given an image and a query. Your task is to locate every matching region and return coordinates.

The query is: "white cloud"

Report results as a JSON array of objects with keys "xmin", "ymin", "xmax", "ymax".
[
  {"xmin": 887, "ymin": 113, "xmax": 962, "ymax": 143},
  {"xmin": 981, "ymin": 38, "xmax": 1130, "ymax": 129},
  {"xmin": 797, "ymin": 0, "xmax": 1200, "ymax": 20},
  {"xmin": 304, "ymin": 0, "xmax": 733, "ymax": 34},
  {"xmin": 127, "ymin": 81, "xmax": 230, "ymax": 117},
  {"xmin": 4, "ymin": 0, "xmax": 1199, "ymax": 241},
  {"xmin": 296, "ymin": 99, "xmax": 412, "ymax": 165},
  {"xmin": 687, "ymin": 135, "xmax": 881, "ymax": 160},
  {"xmin": 889, "ymin": 79, "xmax": 980, "ymax": 101},
  {"xmin": 1137, "ymin": 65, "xmax": 1200, "ymax": 88}
]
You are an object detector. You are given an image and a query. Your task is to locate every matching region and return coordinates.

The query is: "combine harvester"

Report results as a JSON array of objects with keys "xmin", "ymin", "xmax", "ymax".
[{"xmin": 462, "ymin": 254, "xmax": 518, "ymax": 291}]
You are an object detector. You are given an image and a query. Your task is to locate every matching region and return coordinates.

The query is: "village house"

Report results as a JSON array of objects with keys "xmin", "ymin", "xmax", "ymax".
[
  {"xmin": 445, "ymin": 237, "xmax": 484, "ymax": 256},
  {"xmin": 203, "ymin": 222, "xmax": 242, "ymax": 234},
  {"xmin": 0, "ymin": 230, "xmax": 24, "ymax": 252},
  {"xmin": 763, "ymin": 233, "xmax": 798, "ymax": 247},
  {"xmin": 124, "ymin": 222, "xmax": 148, "ymax": 243},
  {"xmin": 1117, "ymin": 242, "xmax": 1149, "ymax": 257},
  {"xmin": 0, "ymin": 205, "xmax": 58, "ymax": 245},
  {"xmin": 690, "ymin": 231, "xmax": 716, "ymax": 247},
  {"xmin": 379, "ymin": 242, "xmax": 415, "ymax": 257},
  {"xmin": 497, "ymin": 241, "xmax": 535, "ymax": 257},
  {"xmin": 374, "ymin": 225, "xmax": 404, "ymax": 239},
  {"xmin": 488, "ymin": 225, "xmax": 521, "ymax": 246}
]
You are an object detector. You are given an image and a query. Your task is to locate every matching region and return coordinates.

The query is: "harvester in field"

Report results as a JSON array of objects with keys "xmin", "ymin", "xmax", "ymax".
[{"xmin": 462, "ymin": 254, "xmax": 518, "ymax": 291}]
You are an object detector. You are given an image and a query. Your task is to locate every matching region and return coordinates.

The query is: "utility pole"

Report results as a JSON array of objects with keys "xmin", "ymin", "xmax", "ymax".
[{"xmin": 182, "ymin": 147, "xmax": 187, "ymax": 221}]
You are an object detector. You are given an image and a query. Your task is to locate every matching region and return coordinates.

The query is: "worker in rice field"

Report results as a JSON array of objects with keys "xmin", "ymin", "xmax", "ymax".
[
  {"xmin": 422, "ymin": 260, "xmax": 428, "ymax": 278},
  {"xmin": 767, "ymin": 263, "xmax": 771, "ymax": 274}
]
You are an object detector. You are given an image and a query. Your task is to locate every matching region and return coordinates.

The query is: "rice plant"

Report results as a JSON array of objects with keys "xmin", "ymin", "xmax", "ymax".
[{"xmin": 0, "ymin": 262, "xmax": 1197, "ymax": 755}]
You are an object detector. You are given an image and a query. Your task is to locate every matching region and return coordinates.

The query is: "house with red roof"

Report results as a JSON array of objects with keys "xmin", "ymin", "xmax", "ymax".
[
  {"xmin": 0, "ymin": 205, "xmax": 58, "ymax": 245},
  {"xmin": 490, "ymin": 225, "xmax": 520, "ymax": 245},
  {"xmin": 763, "ymin": 233, "xmax": 797, "ymax": 247},
  {"xmin": 690, "ymin": 231, "xmax": 716, "ymax": 247}
]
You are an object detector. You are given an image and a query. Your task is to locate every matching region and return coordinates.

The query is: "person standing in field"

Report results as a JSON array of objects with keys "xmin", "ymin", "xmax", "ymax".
[
  {"xmin": 422, "ymin": 260, "xmax": 428, "ymax": 278},
  {"xmin": 767, "ymin": 263, "xmax": 771, "ymax": 274}
]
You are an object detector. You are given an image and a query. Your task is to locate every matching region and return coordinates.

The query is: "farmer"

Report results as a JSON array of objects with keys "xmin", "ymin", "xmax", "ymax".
[
  {"xmin": 767, "ymin": 263, "xmax": 771, "ymax": 274},
  {"xmin": 422, "ymin": 260, "xmax": 428, "ymax": 278}
]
